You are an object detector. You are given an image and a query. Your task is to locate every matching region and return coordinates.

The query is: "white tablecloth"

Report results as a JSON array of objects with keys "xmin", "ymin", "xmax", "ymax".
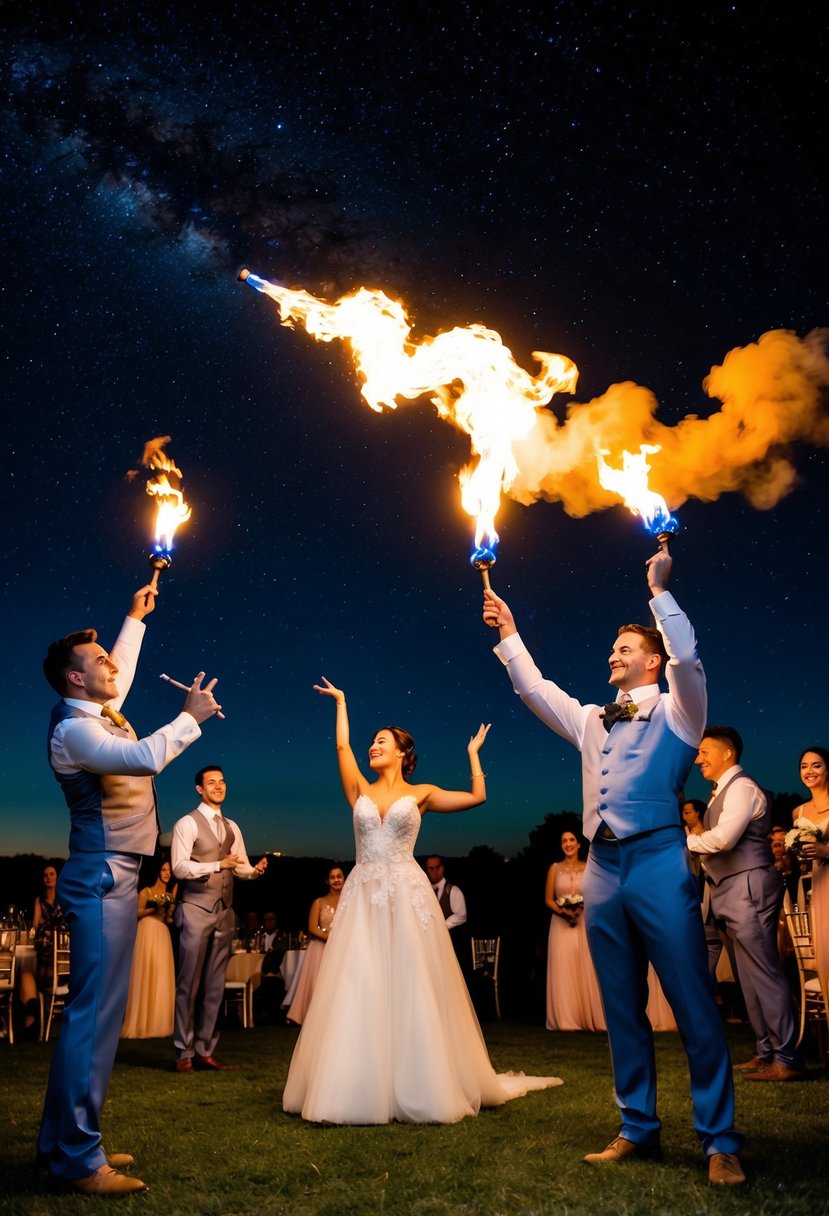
[{"xmin": 280, "ymin": 949, "xmax": 305, "ymax": 1006}]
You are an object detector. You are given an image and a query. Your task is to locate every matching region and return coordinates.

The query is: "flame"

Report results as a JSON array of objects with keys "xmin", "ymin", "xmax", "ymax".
[
  {"xmin": 140, "ymin": 436, "xmax": 191, "ymax": 553},
  {"xmin": 241, "ymin": 273, "xmax": 578, "ymax": 552},
  {"xmin": 597, "ymin": 446, "xmax": 678, "ymax": 536},
  {"xmin": 242, "ymin": 273, "xmax": 829, "ymax": 533}
]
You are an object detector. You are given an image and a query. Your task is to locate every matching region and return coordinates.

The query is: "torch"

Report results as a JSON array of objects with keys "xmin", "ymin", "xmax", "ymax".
[
  {"xmin": 597, "ymin": 446, "xmax": 680, "ymax": 553},
  {"xmin": 138, "ymin": 437, "xmax": 191, "ymax": 604},
  {"xmin": 470, "ymin": 542, "xmax": 497, "ymax": 591}
]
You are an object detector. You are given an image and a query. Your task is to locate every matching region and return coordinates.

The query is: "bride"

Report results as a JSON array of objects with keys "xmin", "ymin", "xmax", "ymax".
[{"xmin": 282, "ymin": 678, "xmax": 562, "ymax": 1124}]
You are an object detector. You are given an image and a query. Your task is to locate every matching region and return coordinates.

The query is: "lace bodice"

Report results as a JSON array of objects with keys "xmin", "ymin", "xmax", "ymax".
[
  {"xmin": 353, "ymin": 794, "xmax": 422, "ymax": 863},
  {"xmin": 339, "ymin": 794, "xmax": 434, "ymax": 928}
]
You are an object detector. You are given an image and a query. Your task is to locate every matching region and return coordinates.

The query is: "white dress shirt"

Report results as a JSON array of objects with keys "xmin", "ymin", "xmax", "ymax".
[
  {"xmin": 50, "ymin": 616, "xmax": 201, "ymax": 776},
  {"xmin": 686, "ymin": 765, "xmax": 766, "ymax": 855},
  {"xmin": 494, "ymin": 591, "xmax": 707, "ymax": 751},
  {"xmin": 432, "ymin": 878, "xmax": 467, "ymax": 929},
  {"xmin": 171, "ymin": 801, "xmax": 261, "ymax": 880}
]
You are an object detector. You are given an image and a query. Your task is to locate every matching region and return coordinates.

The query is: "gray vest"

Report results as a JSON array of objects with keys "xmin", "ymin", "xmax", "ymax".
[
  {"xmin": 580, "ymin": 695, "xmax": 696, "ymax": 841},
  {"xmin": 437, "ymin": 881, "xmax": 454, "ymax": 921},
  {"xmin": 179, "ymin": 809, "xmax": 236, "ymax": 912},
  {"xmin": 702, "ymin": 771, "xmax": 772, "ymax": 886},
  {"xmin": 47, "ymin": 701, "xmax": 159, "ymax": 855}
]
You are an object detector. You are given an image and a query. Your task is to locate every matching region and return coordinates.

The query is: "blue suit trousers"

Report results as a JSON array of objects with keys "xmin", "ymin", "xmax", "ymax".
[
  {"xmin": 37, "ymin": 851, "xmax": 140, "ymax": 1180},
  {"xmin": 584, "ymin": 827, "xmax": 743, "ymax": 1156}
]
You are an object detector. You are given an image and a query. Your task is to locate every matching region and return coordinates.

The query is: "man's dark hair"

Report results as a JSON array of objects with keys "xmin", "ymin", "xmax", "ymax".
[
  {"xmin": 425, "ymin": 855, "xmax": 444, "ymax": 867},
  {"xmin": 43, "ymin": 629, "xmax": 98, "ymax": 695},
  {"xmin": 195, "ymin": 764, "xmax": 225, "ymax": 787},
  {"xmin": 702, "ymin": 726, "xmax": 743, "ymax": 762},
  {"xmin": 616, "ymin": 623, "xmax": 668, "ymax": 669}
]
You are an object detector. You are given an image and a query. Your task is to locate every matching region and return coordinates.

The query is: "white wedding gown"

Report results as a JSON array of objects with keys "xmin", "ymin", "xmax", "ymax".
[{"xmin": 282, "ymin": 794, "xmax": 562, "ymax": 1123}]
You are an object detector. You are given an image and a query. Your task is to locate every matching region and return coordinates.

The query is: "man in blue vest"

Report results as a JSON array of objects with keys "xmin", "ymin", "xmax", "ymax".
[
  {"xmin": 689, "ymin": 727, "xmax": 803, "ymax": 1080},
  {"xmin": 483, "ymin": 550, "xmax": 745, "ymax": 1186},
  {"xmin": 39, "ymin": 582, "xmax": 221, "ymax": 1195}
]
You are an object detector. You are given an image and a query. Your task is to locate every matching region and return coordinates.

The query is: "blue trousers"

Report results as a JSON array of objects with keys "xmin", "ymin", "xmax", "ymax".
[
  {"xmin": 584, "ymin": 827, "xmax": 743, "ymax": 1156},
  {"xmin": 37, "ymin": 852, "xmax": 140, "ymax": 1180}
]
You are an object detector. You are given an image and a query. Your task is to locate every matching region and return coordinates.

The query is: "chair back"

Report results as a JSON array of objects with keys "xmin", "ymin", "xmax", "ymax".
[
  {"xmin": 785, "ymin": 908, "xmax": 826, "ymax": 1049},
  {"xmin": 471, "ymin": 938, "xmax": 500, "ymax": 972},
  {"xmin": 0, "ymin": 937, "xmax": 17, "ymax": 1045},
  {"xmin": 42, "ymin": 931, "xmax": 71, "ymax": 1042},
  {"xmin": 470, "ymin": 937, "xmax": 502, "ymax": 1019}
]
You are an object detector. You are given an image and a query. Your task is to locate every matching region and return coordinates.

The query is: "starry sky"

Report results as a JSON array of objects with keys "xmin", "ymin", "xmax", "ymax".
[{"xmin": 4, "ymin": 1, "xmax": 827, "ymax": 863}]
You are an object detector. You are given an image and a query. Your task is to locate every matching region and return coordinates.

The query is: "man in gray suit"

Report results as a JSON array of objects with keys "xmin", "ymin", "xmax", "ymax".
[
  {"xmin": 689, "ymin": 726, "xmax": 803, "ymax": 1081},
  {"xmin": 171, "ymin": 766, "xmax": 268, "ymax": 1071}
]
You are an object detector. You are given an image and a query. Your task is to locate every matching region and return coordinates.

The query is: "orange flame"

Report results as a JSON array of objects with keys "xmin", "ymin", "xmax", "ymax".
[
  {"xmin": 243, "ymin": 275, "xmax": 578, "ymax": 548},
  {"xmin": 596, "ymin": 446, "xmax": 677, "ymax": 535},
  {"xmin": 140, "ymin": 436, "xmax": 191, "ymax": 552}
]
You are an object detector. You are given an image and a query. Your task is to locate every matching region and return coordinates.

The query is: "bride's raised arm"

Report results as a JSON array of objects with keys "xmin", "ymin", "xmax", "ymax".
[
  {"xmin": 419, "ymin": 723, "xmax": 491, "ymax": 814},
  {"xmin": 314, "ymin": 677, "xmax": 367, "ymax": 807}
]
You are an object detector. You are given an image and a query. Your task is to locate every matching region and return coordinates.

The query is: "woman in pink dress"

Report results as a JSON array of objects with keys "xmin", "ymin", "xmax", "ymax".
[
  {"xmin": 544, "ymin": 831, "xmax": 605, "ymax": 1031},
  {"xmin": 287, "ymin": 865, "xmax": 345, "ymax": 1025},
  {"xmin": 792, "ymin": 746, "xmax": 829, "ymax": 1009},
  {"xmin": 121, "ymin": 860, "xmax": 177, "ymax": 1039}
]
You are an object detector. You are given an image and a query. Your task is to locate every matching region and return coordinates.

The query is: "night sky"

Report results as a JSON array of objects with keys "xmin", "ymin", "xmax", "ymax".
[{"xmin": 4, "ymin": 2, "xmax": 827, "ymax": 864}]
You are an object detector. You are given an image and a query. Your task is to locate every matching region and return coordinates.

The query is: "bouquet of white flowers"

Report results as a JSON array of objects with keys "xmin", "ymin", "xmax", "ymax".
[{"xmin": 785, "ymin": 818, "xmax": 823, "ymax": 860}]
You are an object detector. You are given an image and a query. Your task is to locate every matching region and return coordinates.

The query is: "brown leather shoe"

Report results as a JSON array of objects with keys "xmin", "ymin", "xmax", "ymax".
[
  {"xmin": 68, "ymin": 1166, "xmax": 148, "ymax": 1195},
  {"xmin": 106, "ymin": 1153, "xmax": 135, "ymax": 1169},
  {"xmin": 708, "ymin": 1152, "xmax": 745, "ymax": 1185},
  {"xmin": 175, "ymin": 1058, "xmax": 193, "ymax": 1073},
  {"xmin": 734, "ymin": 1054, "xmax": 770, "ymax": 1072},
  {"xmin": 745, "ymin": 1060, "xmax": 806, "ymax": 1082},
  {"xmin": 583, "ymin": 1136, "xmax": 658, "ymax": 1164},
  {"xmin": 194, "ymin": 1054, "xmax": 239, "ymax": 1071}
]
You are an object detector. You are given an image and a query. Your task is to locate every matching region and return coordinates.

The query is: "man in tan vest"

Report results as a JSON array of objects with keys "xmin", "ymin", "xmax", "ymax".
[{"xmin": 171, "ymin": 766, "xmax": 268, "ymax": 1071}]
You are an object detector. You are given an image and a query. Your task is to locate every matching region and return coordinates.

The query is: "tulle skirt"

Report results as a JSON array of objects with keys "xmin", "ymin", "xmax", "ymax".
[{"xmin": 283, "ymin": 859, "xmax": 561, "ymax": 1123}]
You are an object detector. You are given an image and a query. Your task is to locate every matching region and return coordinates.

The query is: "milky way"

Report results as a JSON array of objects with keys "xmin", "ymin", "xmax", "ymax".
[{"xmin": 4, "ymin": 2, "xmax": 827, "ymax": 862}]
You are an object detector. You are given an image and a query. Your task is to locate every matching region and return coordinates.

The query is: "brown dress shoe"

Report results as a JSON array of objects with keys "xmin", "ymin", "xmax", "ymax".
[
  {"xmin": 734, "ymin": 1055, "xmax": 770, "ymax": 1072},
  {"xmin": 68, "ymin": 1166, "xmax": 148, "ymax": 1195},
  {"xmin": 745, "ymin": 1061, "xmax": 806, "ymax": 1082},
  {"xmin": 583, "ymin": 1136, "xmax": 657, "ymax": 1164},
  {"xmin": 708, "ymin": 1152, "xmax": 745, "ymax": 1185},
  {"xmin": 106, "ymin": 1153, "xmax": 135, "ymax": 1169},
  {"xmin": 176, "ymin": 1058, "xmax": 193, "ymax": 1072},
  {"xmin": 194, "ymin": 1054, "xmax": 239, "ymax": 1071}
]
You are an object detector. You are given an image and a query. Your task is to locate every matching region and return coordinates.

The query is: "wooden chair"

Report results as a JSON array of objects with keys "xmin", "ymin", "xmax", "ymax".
[
  {"xmin": 785, "ymin": 908, "xmax": 826, "ymax": 1048},
  {"xmin": 0, "ymin": 933, "xmax": 16, "ymax": 1045},
  {"xmin": 223, "ymin": 980, "xmax": 251, "ymax": 1028},
  {"xmin": 470, "ymin": 937, "xmax": 501, "ymax": 1019},
  {"xmin": 41, "ymin": 932, "xmax": 71, "ymax": 1043}
]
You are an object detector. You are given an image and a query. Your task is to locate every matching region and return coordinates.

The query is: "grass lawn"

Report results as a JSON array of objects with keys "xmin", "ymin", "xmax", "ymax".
[{"xmin": 1, "ymin": 1019, "xmax": 827, "ymax": 1216}]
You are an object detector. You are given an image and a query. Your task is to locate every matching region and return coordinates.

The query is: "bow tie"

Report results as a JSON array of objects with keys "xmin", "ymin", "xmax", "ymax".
[
  {"xmin": 101, "ymin": 703, "xmax": 129, "ymax": 731},
  {"xmin": 601, "ymin": 701, "xmax": 638, "ymax": 731}
]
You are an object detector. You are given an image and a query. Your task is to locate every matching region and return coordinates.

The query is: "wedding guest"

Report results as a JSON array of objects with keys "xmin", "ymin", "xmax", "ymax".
[
  {"xmin": 791, "ymin": 746, "xmax": 829, "ymax": 1010},
  {"xmin": 544, "ymin": 830, "xmax": 605, "ymax": 1031},
  {"xmin": 37, "ymin": 583, "xmax": 220, "ymax": 1195},
  {"xmin": 483, "ymin": 548, "xmax": 743, "ymax": 1185},
  {"xmin": 425, "ymin": 854, "xmax": 470, "ymax": 976},
  {"xmin": 283, "ymin": 678, "xmax": 561, "ymax": 1123},
  {"xmin": 171, "ymin": 766, "xmax": 268, "ymax": 1072},
  {"xmin": 121, "ymin": 859, "xmax": 177, "ymax": 1039},
  {"xmin": 689, "ymin": 728, "xmax": 803, "ymax": 1080},
  {"xmin": 19, "ymin": 864, "xmax": 67, "ymax": 1036},
  {"xmin": 286, "ymin": 865, "xmax": 345, "ymax": 1025}
]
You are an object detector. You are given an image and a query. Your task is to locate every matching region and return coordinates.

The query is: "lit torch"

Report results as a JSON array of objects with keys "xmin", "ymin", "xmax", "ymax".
[
  {"xmin": 237, "ymin": 269, "xmax": 578, "ymax": 584},
  {"xmin": 138, "ymin": 437, "xmax": 191, "ymax": 596},
  {"xmin": 597, "ymin": 445, "xmax": 680, "ymax": 552}
]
